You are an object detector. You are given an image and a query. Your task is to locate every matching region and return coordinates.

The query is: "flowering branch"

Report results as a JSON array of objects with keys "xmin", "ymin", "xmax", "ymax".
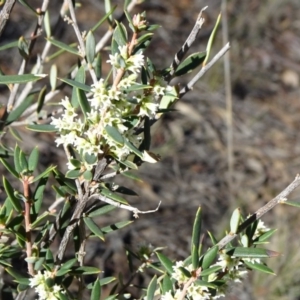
[{"xmin": 217, "ymin": 174, "xmax": 300, "ymax": 250}]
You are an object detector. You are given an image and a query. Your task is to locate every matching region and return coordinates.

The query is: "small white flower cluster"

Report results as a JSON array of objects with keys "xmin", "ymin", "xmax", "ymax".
[
  {"xmin": 163, "ymin": 261, "xmax": 222, "ymax": 300},
  {"xmin": 29, "ymin": 270, "xmax": 64, "ymax": 300},
  {"xmin": 51, "ymin": 44, "xmax": 168, "ymax": 171}
]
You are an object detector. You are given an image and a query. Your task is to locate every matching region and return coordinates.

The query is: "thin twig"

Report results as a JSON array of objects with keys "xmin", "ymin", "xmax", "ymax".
[
  {"xmin": 7, "ymin": 0, "xmax": 50, "ymax": 111},
  {"xmin": 95, "ymin": 0, "xmax": 140, "ymax": 53},
  {"xmin": 165, "ymin": 7, "xmax": 207, "ymax": 82},
  {"xmin": 217, "ymin": 174, "xmax": 300, "ymax": 250},
  {"xmin": 89, "ymin": 194, "xmax": 161, "ymax": 218},
  {"xmin": 179, "ymin": 42, "xmax": 230, "ymax": 98},
  {"xmin": 222, "ymin": 0, "xmax": 234, "ymax": 203},
  {"xmin": 22, "ymin": 177, "xmax": 34, "ymax": 276},
  {"xmin": 0, "ymin": 0, "xmax": 16, "ymax": 38}
]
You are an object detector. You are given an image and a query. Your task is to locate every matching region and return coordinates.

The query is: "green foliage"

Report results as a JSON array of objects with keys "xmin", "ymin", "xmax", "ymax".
[{"xmin": 0, "ymin": 2, "xmax": 297, "ymax": 300}]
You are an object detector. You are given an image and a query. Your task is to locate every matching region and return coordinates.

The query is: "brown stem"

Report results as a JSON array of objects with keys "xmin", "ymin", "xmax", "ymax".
[{"xmin": 22, "ymin": 177, "xmax": 34, "ymax": 276}]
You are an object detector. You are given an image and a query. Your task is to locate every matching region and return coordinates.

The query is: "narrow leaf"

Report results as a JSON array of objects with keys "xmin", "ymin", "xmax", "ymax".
[
  {"xmin": 84, "ymin": 217, "xmax": 105, "ymax": 241},
  {"xmin": 244, "ymin": 260, "xmax": 275, "ymax": 275},
  {"xmin": 86, "ymin": 31, "xmax": 96, "ymax": 65},
  {"xmin": 91, "ymin": 279, "xmax": 101, "ymax": 300},
  {"xmin": 100, "ymin": 188, "xmax": 128, "ymax": 205},
  {"xmin": 59, "ymin": 78, "xmax": 91, "ymax": 92},
  {"xmin": 0, "ymin": 158, "xmax": 19, "ymax": 179},
  {"xmin": 101, "ymin": 220, "xmax": 133, "ymax": 234},
  {"xmin": 28, "ymin": 147, "xmax": 39, "ymax": 172},
  {"xmin": 146, "ymin": 275, "xmax": 157, "ymax": 300},
  {"xmin": 105, "ymin": 125, "xmax": 124, "ymax": 146},
  {"xmin": 0, "ymin": 74, "xmax": 46, "ymax": 84},
  {"xmin": 27, "ymin": 124, "xmax": 57, "ymax": 132},
  {"xmin": 47, "ymin": 38, "xmax": 80, "ymax": 56},
  {"xmin": 225, "ymin": 247, "xmax": 281, "ymax": 258},
  {"xmin": 191, "ymin": 207, "xmax": 202, "ymax": 269},
  {"xmin": 156, "ymin": 252, "xmax": 174, "ymax": 275},
  {"xmin": 175, "ymin": 52, "xmax": 206, "ymax": 76},
  {"xmin": 6, "ymin": 94, "xmax": 35, "ymax": 125},
  {"xmin": 201, "ymin": 246, "xmax": 219, "ymax": 270},
  {"xmin": 88, "ymin": 205, "xmax": 116, "ymax": 218},
  {"xmin": 230, "ymin": 208, "xmax": 241, "ymax": 234},
  {"xmin": 3, "ymin": 177, "xmax": 22, "ymax": 212}
]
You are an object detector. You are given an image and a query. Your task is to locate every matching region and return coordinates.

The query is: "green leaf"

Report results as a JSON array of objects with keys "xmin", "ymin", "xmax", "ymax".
[
  {"xmin": 9, "ymin": 127, "xmax": 22, "ymax": 142},
  {"xmin": 118, "ymin": 159, "xmax": 138, "ymax": 170},
  {"xmin": 37, "ymin": 85, "xmax": 47, "ymax": 113},
  {"xmin": 3, "ymin": 177, "xmax": 22, "ymax": 212},
  {"xmin": 201, "ymin": 246, "xmax": 219, "ymax": 270},
  {"xmin": 105, "ymin": 125, "xmax": 124, "ymax": 146},
  {"xmin": 230, "ymin": 208, "xmax": 241, "ymax": 234},
  {"xmin": 91, "ymin": 5, "xmax": 117, "ymax": 32},
  {"xmin": 191, "ymin": 207, "xmax": 202, "ymax": 269},
  {"xmin": 88, "ymin": 204, "xmax": 116, "ymax": 218},
  {"xmin": 95, "ymin": 53, "xmax": 102, "ymax": 79},
  {"xmin": 31, "ymin": 211, "xmax": 51, "ymax": 229},
  {"xmin": 146, "ymin": 275, "xmax": 157, "ymax": 300},
  {"xmin": 175, "ymin": 52, "xmax": 206, "ymax": 76},
  {"xmin": 18, "ymin": 36, "xmax": 29, "ymax": 59},
  {"xmin": 253, "ymin": 229, "xmax": 277, "ymax": 244},
  {"xmin": 72, "ymin": 66, "xmax": 86, "ymax": 108},
  {"xmin": 244, "ymin": 260, "xmax": 275, "ymax": 275},
  {"xmin": 100, "ymin": 188, "xmax": 128, "ymax": 205},
  {"xmin": 179, "ymin": 266, "xmax": 191, "ymax": 278},
  {"xmin": 99, "ymin": 276, "xmax": 116, "ymax": 286},
  {"xmin": 156, "ymin": 252, "xmax": 174, "ymax": 275},
  {"xmin": 113, "ymin": 21, "xmax": 128, "ymax": 47},
  {"xmin": 83, "ymin": 152, "xmax": 97, "ymax": 166},
  {"xmin": 207, "ymin": 231, "xmax": 218, "ymax": 245},
  {"xmin": 124, "ymin": 139, "xmax": 143, "ymax": 158},
  {"xmin": 101, "ymin": 220, "xmax": 133, "ymax": 234},
  {"xmin": 225, "ymin": 247, "xmax": 280, "ymax": 258},
  {"xmin": 0, "ymin": 40, "xmax": 18, "ymax": 51},
  {"xmin": 5, "ymin": 267, "xmax": 28, "ymax": 281},
  {"xmin": 161, "ymin": 274, "xmax": 173, "ymax": 295},
  {"xmin": 66, "ymin": 168, "xmax": 82, "ymax": 179},
  {"xmin": 6, "ymin": 94, "xmax": 35, "ymax": 125},
  {"xmin": 49, "ymin": 64, "xmax": 57, "ymax": 91},
  {"xmin": 86, "ymin": 31, "xmax": 96, "ymax": 65},
  {"xmin": 0, "ymin": 74, "xmax": 45, "ymax": 84},
  {"xmin": 159, "ymin": 86, "xmax": 178, "ymax": 110},
  {"xmin": 31, "ymin": 165, "xmax": 56, "ymax": 183},
  {"xmin": 60, "ymin": 78, "xmax": 91, "ymax": 92},
  {"xmin": 18, "ymin": 150, "xmax": 28, "ymax": 173},
  {"xmin": 32, "ymin": 175, "xmax": 48, "ymax": 216},
  {"xmin": 47, "ymin": 38, "xmax": 80, "ymax": 56},
  {"xmin": 18, "ymin": 0, "xmax": 37, "ymax": 15},
  {"xmin": 56, "ymin": 258, "xmax": 77, "ymax": 277},
  {"xmin": 114, "ymin": 186, "xmax": 138, "ymax": 196},
  {"xmin": 84, "ymin": 217, "xmax": 105, "ymax": 241},
  {"xmin": 26, "ymin": 124, "xmax": 57, "ymax": 132},
  {"xmin": 28, "ymin": 147, "xmax": 39, "ymax": 172},
  {"xmin": 283, "ymin": 201, "xmax": 300, "ymax": 208},
  {"xmin": 44, "ymin": 9, "xmax": 51, "ymax": 37},
  {"xmin": 0, "ymin": 158, "xmax": 19, "ymax": 179},
  {"xmin": 203, "ymin": 13, "xmax": 221, "ymax": 66},
  {"xmin": 74, "ymin": 266, "xmax": 101, "ymax": 275},
  {"xmin": 200, "ymin": 265, "xmax": 222, "ymax": 277},
  {"xmin": 77, "ymin": 88, "xmax": 91, "ymax": 117},
  {"xmin": 91, "ymin": 278, "xmax": 101, "ymax": 300}
]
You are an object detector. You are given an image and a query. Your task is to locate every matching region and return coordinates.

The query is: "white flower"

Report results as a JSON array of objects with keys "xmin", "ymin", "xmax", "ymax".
[
  {"xmin": 126, "ymin": 52, "xmax": 144, "ymax": 73},
  {"xmin": 107, "ymin": 52, "xmax": 120, "ymax": 67},
  {"xmin": 29, "ymin": 270, "xmax": 63, "ymax": 300},
  {"xmin": 153, "ymin": 85, "xmax": 165, "ymax": 96},
  {"xmin": 161, "ymin": 291, "xmax": 175, "ymax": 300}
]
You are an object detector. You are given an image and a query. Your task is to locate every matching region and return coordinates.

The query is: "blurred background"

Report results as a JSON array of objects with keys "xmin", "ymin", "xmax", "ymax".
[{"xmin": 1, "ymin": 0, "xmax": 300, "ymax": 299}]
